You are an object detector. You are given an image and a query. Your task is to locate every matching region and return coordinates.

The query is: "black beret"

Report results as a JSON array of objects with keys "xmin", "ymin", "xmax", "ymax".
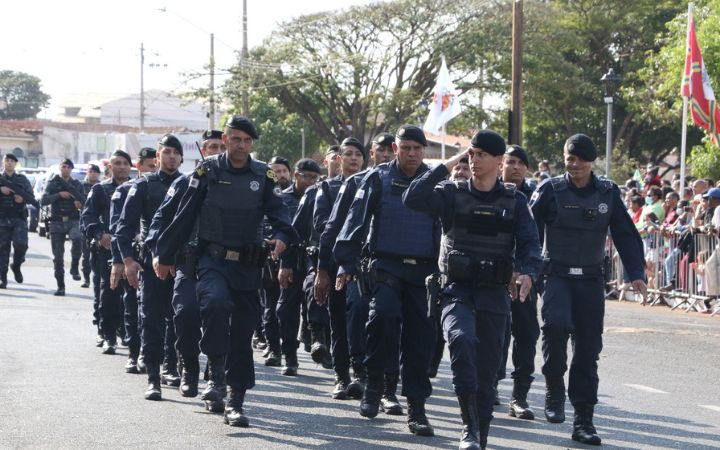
[
  {"xmin": 111, "ymin": 149, "xmax": 133, "ymax": 166},
  {"xmin": 372, "ymin": 133, "xmax": 394, "ymax": 147},
  {"xmin": 88, "ymin": 164, "xmax": 101, "ymax": 173},
  {"xmin": 139, "ymin": 147, "xmax": 156, "ymax": 159},
  {"xmin": 3, "ymin": 153, "xmax": 18, "ymax": 162},
  {"xmin": 470, "ymin": 130, "xmax": 506, "ymax": 156},
  {"xmin": 159, "ymin": 134, "xmax": 183, "ymax": 155},
  {"xmin": 325, "ymin": 145, "xmax": 340, "ymax": 156},
  {"xmin": 505, "ymin": 145, "xmax": 529, "ymax": 167},
  {"xmin": 341, "ymin": 137, "xmax": 366, "ymax": 157},
  {"xmin": 564, "ymin": 133, "xmax": 597, "ymax": 161},
  {"xmin": 396, "ymin": 125, "xmax": 427, "ymax": 146},
  {"xmin": 202, "ymin": 129, "xmax": 223, "ymax": 141},
  {"xmin": 295, "ymin": 158, "xmax": 322, "ymax": 174},
  {"xmin": 225, "ymin": 115, "xmax": 259, "ymax": 139},
  {"xmin": 60, "ymin": 158, "xmax": 74, "ymax": 169},
  {"xmin": 269, "ymin": 156, "xmax": 291, "ymax": 172}
]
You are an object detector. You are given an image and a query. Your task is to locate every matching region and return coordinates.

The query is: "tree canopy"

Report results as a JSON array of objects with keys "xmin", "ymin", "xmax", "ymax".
[{"xmin": 0, "ymin": 70, "xmax": 51, "ymax": 119}]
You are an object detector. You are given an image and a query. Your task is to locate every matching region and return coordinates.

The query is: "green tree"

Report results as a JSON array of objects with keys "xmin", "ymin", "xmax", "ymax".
[{"xmin": 0, "ymin": 70, "xmax": 51, "ymax": 119}]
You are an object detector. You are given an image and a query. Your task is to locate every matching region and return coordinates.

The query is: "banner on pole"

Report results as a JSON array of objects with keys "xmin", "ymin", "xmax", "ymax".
[{"xmin": 424, "ymin": 57, "xmax": 462, "ymax": 133}]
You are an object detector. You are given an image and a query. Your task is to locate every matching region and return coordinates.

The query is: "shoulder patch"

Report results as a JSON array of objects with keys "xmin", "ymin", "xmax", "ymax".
[
  {"xmin": 128, "ymin": 185, "xmax": 137, "ymax": 197},
  {"xmin": 355, "ymin": 188, "xmax": 365, "ymax": 200},
  {"xmin": 111, "ymin": 191, "xmax": 121, "ymax": 200},
  {"xmin": 267, "ymin": 169, "xmax": 278, "ymax": 183}
]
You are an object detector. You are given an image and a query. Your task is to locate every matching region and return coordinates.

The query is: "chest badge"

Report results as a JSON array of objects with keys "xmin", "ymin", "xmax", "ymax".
[
  {"xmin": 598, "ymin": 203, "xmax": 609, "ymax": 214},
  {"xmin": 250, "ymin": 181, "xmax": 260, "ymax": 191}
]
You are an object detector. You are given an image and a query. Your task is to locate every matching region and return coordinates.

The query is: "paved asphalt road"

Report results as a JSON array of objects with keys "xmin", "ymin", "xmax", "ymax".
[{"xmin": 0, "ymin": 233, "xmax": 718, "ymax": 449}]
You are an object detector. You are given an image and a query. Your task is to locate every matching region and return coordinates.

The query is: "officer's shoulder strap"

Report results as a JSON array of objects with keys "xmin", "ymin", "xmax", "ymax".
[
  {"xmin": 549, "ymin": 175, "xmax": 568, "ymax": 191},
  {"xmin": 596, "ymin": 176, "xmax": 614, "ymax": 193}
]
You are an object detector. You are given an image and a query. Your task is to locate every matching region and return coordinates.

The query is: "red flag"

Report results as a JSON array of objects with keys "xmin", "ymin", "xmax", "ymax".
[{"xmin": 681, "ymin": 6, "xmax": 720, "ymax": 145}]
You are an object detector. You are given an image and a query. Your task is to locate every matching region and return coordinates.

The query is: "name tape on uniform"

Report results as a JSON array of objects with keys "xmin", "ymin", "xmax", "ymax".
[{"xmin": 355, "ymin": 188, "xmax": 365, "ymax": 200}]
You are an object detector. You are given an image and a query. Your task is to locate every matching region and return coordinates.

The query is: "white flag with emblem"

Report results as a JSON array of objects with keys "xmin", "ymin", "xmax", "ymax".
[{"xmin": 423, "ymin": 56, "xmax": 462, "ymax": 133}]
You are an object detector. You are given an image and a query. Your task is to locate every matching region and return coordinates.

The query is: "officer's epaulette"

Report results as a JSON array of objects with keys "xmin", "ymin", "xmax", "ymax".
[
  {"xmin": 596, "ymin": 176, "xmax": 614, "ymax": 192},
  {"xmin": 549, "ymin": 176, "xmax": 568, "ymax": 191}
]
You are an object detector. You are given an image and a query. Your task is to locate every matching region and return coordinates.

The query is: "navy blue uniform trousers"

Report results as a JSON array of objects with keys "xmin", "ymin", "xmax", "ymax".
[
  {"xmin": 172, "ymin": 265, "xmax": 201, "ymax": 362},
  {"xmin": 498, "ymin": 287, "xmax": 540, "ymax": 384},
  {"xmin": 139, "ymin": 254, "xmax": 177, "ymax": 368},
  {"xmin": 541, "ymin": 275, "xmax": 605, "ymax": 407},
  {"xmin": 365, "ymin": 261, "xmax": 435, "ymax": 399}
]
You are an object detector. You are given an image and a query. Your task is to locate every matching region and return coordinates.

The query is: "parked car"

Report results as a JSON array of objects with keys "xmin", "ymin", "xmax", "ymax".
[{"xmin": 18, "ymin": 168, "xmax": 46, "ymax": 233}]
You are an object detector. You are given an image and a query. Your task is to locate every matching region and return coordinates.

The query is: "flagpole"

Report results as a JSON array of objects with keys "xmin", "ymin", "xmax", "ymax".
[
  {"xmin": 441, "ymin": 125, "xmax": 446, "ymax": 161},
  {"xmin": 680, "ymin": 96, "xmax": 689, "ymax": 194}
]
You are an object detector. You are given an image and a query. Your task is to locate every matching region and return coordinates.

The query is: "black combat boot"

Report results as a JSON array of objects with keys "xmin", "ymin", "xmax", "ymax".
[
  {"xmin": 346, "ymin": 358, "xmax": 367, "ymax": 400},
  {"xmin": 332, "ymin": 371, "xmax": 351, "ymax": 400},
  {"xmin": 10, "ymin": 263, "xmax": 23, "ymax": 284},
  {"xmin": 54, "ymin": 278, "xmax": 65, "ymax": 296},
  {"xmin": 180, "ymin": 357, "xmax": 199, "ymax": 397},
  {"xmin": 0, "ymin": 272, "xmax": 7, "ymax": 289},
  {"xmin": 544, "ymin": 378, "xmax": 566, "ymax": 423},
  {"xmin": 407, "ymin": 397, "xmax": 435, "ymax": 436},
  {"xmin": 572, "ymin": 404, "xmax": 602, "ymax": 445},
  {"xmin": 102, "ymin": 334, "xmax": 117, "ymax": 355},
  {"xmin": 252, "ymin": 330, "xmax": 267, "ymax": 350},
  {"xmin": 224, "ymin": 388, "xmax": 250, "ymax": 427},
  {"xmin": 144, "ymin": 365, "xmax": 162, "ymax": 401},
  {"xmin": 70, "ymin": 262, "xmax": 81, "ymax": 281},
  {"xmin": 509, "ymin": 380, "xmax": 535, "ymax": 420},
  {"xmin": 457, "ymin": 394, "xmax": 481, "ymax": 450},
  {"xmin": 360, "ymin": 370, "xmax": 383, "ymax": 418},
  {"xmin": 202, "ymin": 356, "xmax": 227, "ymax": 413},
  {"xmin": 161, "ymin": 359, "xmax": 181, "ymax": 387},
  {"xmin": 309, "ymin": 326, "xmax": 330, "ymax": 366},
  {"xmin": 281, "ymin": 352, "xmax": 298, "ymax": 376},
  {"xmin": 264, "ymin": 347, "xmax": 282, "ymax": 367},
  {"xmin": 380, "ymin": 372, "xmax": 403, "ymax": 415},
  {"xmin": 125, "ymin": 352, "xmax": 139, "ymax": 374}
]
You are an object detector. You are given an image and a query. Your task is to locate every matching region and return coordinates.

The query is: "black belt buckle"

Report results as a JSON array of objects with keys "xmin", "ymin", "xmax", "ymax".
[
  {"xmin": 62, "ymin": 216, "xmax": 70, "ymax": 222},
  {"xmin": 225, "ymin": 250, "xmax": 241, "ymax": 261}
]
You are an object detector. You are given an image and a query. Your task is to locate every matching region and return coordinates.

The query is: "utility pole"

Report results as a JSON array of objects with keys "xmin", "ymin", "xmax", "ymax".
[
  {"xmin": 209, "ymin": 33, "xmax": 215, "ymax": 129},
  {"xmin": 140, "ymin": 42, "xmax": 145, "ymax": 132},
  {"xmin": 301, "ymin": 128, "xmax": 305, "ymax": 159},
  {"xmin": 509, "ymin": 0, "xmax": 523, "ymax": 145},
  {"xmin": 241, "ymin": 0, "xmax": 249, "ymax": 116}
]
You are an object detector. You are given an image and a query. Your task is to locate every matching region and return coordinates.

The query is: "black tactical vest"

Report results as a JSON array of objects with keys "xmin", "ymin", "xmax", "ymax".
[
  {"xmin": 198, "ymin": 159, "xmax": 267, "ymax": 248},
  {"xmin": 0, "ymin": 172, "xmax": 29, "ymax": 218},
  {"xmin": 140, "ymin": 173, "xmax": 176, "ymax": 237},
  {"xmin": 438, "ymin": 181, "xmax": 516, "ymax": 275},
  {"xmin": 49, "ymin": 176, "xmax": 81, "ymax": 219},
  {"xmin": 544, "ymin": 176, "xmax": 613, "ymax": 267}
]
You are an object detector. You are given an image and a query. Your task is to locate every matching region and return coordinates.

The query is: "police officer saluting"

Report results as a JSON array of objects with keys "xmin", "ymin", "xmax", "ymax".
[
  {"xmin": 530, "ymin": 134, "xmax": 647, "ymax": 445},
  {"xmin": 153, "ymin": 116, "xmax": 297, "ymax": 427},
  {"xmin": 0, "ymin": 153, "xmax": 35, "ymax": 288},
  {"xmin": 334, "ymin": 125, "xmax": 438, "ymax": 437},
  {"xmin": 81, "ymin": 151, "xmax": 132, "ymax": 355},
  {"xmin": 41, "ymin": 159, "xmax": 86, "ymax": 296},
  {"xmin": 404, "ymin": 130, "xmax": 542, "ymax": 450},
  {"xmin": 115, "ymin": 135, "xmax": 183, "ymax": 399}
]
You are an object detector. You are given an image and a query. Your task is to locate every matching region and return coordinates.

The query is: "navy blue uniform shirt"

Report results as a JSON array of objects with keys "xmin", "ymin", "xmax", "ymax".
[{"xmin": 529, "ymin": 172, "xmax": 645, "ymax": 281}]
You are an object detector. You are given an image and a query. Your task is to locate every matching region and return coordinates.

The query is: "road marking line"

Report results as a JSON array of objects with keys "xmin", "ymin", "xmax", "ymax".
[
  {"xmin": 623, "ymin": 384, "xmax": 668, "ymax": 394},
  {"xmin": 699, "ymin": 405, "xmax": 720, "ymax": 413}
]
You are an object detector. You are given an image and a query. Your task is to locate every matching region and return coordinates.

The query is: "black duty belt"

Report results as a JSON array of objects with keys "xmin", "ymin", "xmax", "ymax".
[
  {"xmin": 544, "ymin": 261, "xmax": 603, "ymax": 276},
  {"xmin": 205, "ymin": 242, "xmax": 268, "ymax": 265},
  {"xmin": 372, "ymin": 252, "xmax": 436, "ymax": 266}
]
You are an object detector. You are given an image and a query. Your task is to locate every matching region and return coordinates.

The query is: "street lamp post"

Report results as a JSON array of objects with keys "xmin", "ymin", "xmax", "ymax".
[{"xmin": 600, "ymin": 68, "xmax": 621, "ymax": 178}]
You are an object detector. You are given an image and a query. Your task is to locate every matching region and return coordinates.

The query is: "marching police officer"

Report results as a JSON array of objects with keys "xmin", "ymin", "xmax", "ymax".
[
  {"xmin": 115, "ymin": 135, "xmax": 183, "ymax": 399},
  {"xmin": 146, "ymin": 129, "xmax": 225, "ymax": 399},
  {"xmin": 404, "ymin": 130, "xmax": 542, "ymax": 450},
  {"xmin": 81, "ymin": 164, "xmax": 102, "ymax": 289},
  {"xmin": 314, "ymin": 132, "xmax": 401, "ymax": 412},
  {"xmin": 530, "ymin": 134, "xmax": 647, "ymax": 445},
  {"xmin": 275, "ymin": 158, "xmax": 322, "ymax": 376},
  {"xmin": 109, "ymin": 147, "xmax": 157, "ymax": 373},
  {"xmin": 497, "ymin": 145, "xmax": 540, "ymax": 420},
  {"xmin": 81, "ymin": 151, "xmax": 132, "ymax": 355},
  {"xmin": 0, "ymin": 153, "xmax": 35, "ymax": 288},
  {"xmin": 334, "ymin": 125, "xmax": 438, "ymax": 436},
  {"xmin": 153, "ymin": 116, "xmax": 297, "ymax": 427},
  {"xmin": 41, "ymin": 159, "xmax": 85, "ymax": 296}
]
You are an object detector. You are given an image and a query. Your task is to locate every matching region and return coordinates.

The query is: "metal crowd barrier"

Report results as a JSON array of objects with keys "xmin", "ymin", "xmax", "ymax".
[{"xmin": 606, "ymin": 229, "xmax": 720, "ymax": 316}]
